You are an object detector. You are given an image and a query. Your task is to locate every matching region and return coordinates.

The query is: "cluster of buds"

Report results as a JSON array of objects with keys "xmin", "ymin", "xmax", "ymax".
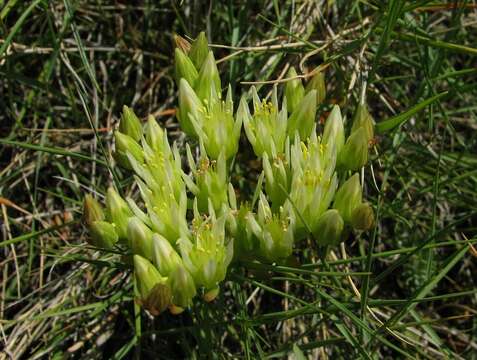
[
  {"xmin": 83, "ymin": 32, "xmax": 376, "ymax": 315},
  {"xmin": 176, "ymin": 33, "xmax": 241, "ymax": 160}
]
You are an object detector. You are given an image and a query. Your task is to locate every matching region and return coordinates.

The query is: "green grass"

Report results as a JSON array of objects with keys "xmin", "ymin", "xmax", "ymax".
[{"xmin": 1, "ymin": 1, "xmax": 476, "ymax": 358}]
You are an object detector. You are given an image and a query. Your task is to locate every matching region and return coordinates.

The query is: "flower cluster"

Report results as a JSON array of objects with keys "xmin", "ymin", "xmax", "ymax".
[{"xmin": 83, "ymin": 32, "xmax": 375, "ymax": 315}]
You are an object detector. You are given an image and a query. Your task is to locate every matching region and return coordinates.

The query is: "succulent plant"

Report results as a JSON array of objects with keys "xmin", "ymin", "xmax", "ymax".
[{"xmin": 82, "ymin": 32, "xmax": 375, "ymax": 315}]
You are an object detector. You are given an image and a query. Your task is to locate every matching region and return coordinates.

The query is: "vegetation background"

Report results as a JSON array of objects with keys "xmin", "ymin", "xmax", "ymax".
[{"xmin": 1, "ymin": 0, "xmax": 476, "ymax": 358}]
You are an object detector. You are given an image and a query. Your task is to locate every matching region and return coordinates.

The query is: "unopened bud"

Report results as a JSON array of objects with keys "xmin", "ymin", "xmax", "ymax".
[
  {"xmin": 178, "ymin": 78, "xmax": 203, "ymax": 137},
  {"xmin": 128, "ymin": 217, "xmax": 154, "ymax": 260},
  {"xmin": 83, "ymin": 194, "xmax": 104, "ymax": 226},
  {"xmin": 143, "ymin": 283, "xmax": 172, "ymax": 316},
  {"xmin": 287, "ymin": 90, "xmax": 317, "ymax": 140},
  {"xmin": 169, "ymin": 265, "xmax": 197, "ymax": 308},
  {"xmin": 174, "ymin": 48, "xmax": 199, "ymax": 86},
  {"xmin": 114, "ymin": 131, "xmax": 144, "ymax": 169},
  {"xmin": 351, "ymin": 103, "xmax": 374, "ymax": 143},
  {"xmin": 351, "ymin": 203, "xmax": 375, "ymax": 231},
  {"xmin": 169, "ymin": 304, "xmax": 185, "ymax": 315},
  {"xmin": 203, "ymin": 287, "xmax": 220, "ymax": 302},
  {"xmin": 152, "ymin": 233, "xmax": 182, "ymax": 276},
  {"xmin": 333, "ymin": 174, "xmax": 362, "ymax": 223},
  {"xmin": 312, "ymin": 209, "xmax": 344, "ymax": 247},
  {"xmin": 305, "ymin": 69, "xmax": 326, "ymax": 105},
  {"xmin": 173, "ymin": 33, "xmax": 191, "ymax": 53},
  {"xmin": 89, "ymin": 221, "xmax": 118, "ymax": 249},
  {"xmin": 135, "ymin": 255, "xmax": 162, "ymax": 300},
  {"xmin": 322, "ymin": 105, "xmax": 344, "ymax": 155},
  {"xmin": 285, "ymin": 67, "xmax": 305, "ymax": 113},
  {"xmin": 189, "ymin": 31, "xmax": 209, "ymax": 70},
  {"xmin": 106, "ymin": 187, "xmax": 132, "ymax": 241},
  {"xmin": 120, "ymin": 106, "xmax": 142, "ymax": 141},
  {"xmin": 194, "ymin": 51, "xmax": 221, "ymax": 103},
  {"xmin": 339, "ymin": 127, "xmax": 368, "ymax": 171},
  {"xmin": 144, "ymin": 115, "xmax": 164, "ymax": 151}
]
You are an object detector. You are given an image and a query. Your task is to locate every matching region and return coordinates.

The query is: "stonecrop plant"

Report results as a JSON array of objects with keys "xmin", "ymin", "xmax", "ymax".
[{"xmin": 83, "ymin": 32, "xmax": 375, "ymax": 315}]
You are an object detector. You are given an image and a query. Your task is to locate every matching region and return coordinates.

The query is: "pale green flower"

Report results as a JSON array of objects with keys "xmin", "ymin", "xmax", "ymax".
[
  {"xmin": 285, "ymin": 131, "xmax": 338, "ymax": 239},
  {"xmin": 183, "ymin": 145, "xmax": 229, "ymax": 215},
  {"xmin": 247, "ymin": 193, "xmax": 294, "ymax": 262},
  {"xmin": 178, "ymin": 211, "xmax": 233, "ymax": 292},
  {"xmin": 262, "ymin": 139, "xmax": 291, "ymax": 209},
  {"xmin": 190, "ymin": 86, "xmax": 241, "ymax": 160},
  {"xmin": 240, "ymin": 86, "xmax": 288, "ymax": 157}
]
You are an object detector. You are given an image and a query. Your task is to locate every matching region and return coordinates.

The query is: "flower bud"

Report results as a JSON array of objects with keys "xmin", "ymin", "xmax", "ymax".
[
  {"xmin": 83, "ymin": 194, "xmax": 104, "ymax": 226},
  {"xmin": 339, "ymin": 127, "xmax": 368, "ymax": 171},
  {"xmin": 128, "ymin": 217, "xmax": 154, "ymax": 260},
  {"xmin": 144, "ymin": 283, "xmax": 172, "ymax": 316},
  {"xmin": 144, "ymin": 115, "xmax": 164, "ymax": 151},
  {"xmin": 287, "ymin": 90, "xmax": 317, "ymax": 140},
  {"xmin": 203, "ymin": 287, "xmax": 219, "ymax": 302},
  {"xmin": 152, "ymin": 233, "xmax": 182, "ymax": 276},
  {"xmin": 177, "ymin": 78, "xmax": 203, "ymax": 137},
  {"xmin": 174, "ymin": 48, "xmax": 199, "ymax": 86},
  {"xmin": 120, "ymin": 106, "xmax": 142, "ymax": 142},
  {"xmin": 134, "ymin": 255, "xmax": 170, "ymax": 315},
  {"xmin": 189, "ymin": 31, "xmax": 209, "ymax": 70},
  {"xmin": 333, "ymin": 174, "xmax": 362, "ymax": 223},
  {"xmin": 305, "ymin": 69, "xmax": 326, "ymax": 105},
  {"xmin": 203, "ymin": 88, "xmax": 241, "ymax": 160},
  {"xmin": 105, "ymin": 187, "xmax": 133, "ymax": 241},
  {"xmin": 351, "ymin": 103, "xmax": 374, "ymax": 143},
  {"xmin": 114, "ymin": 131, "xmax": 144, "ymax": 169},
  {"xmin": 241, "ymin": 87, "xmax": 288, "ymax": 157},
  {"xmin": 312, "ymin": 209, "xmax": 344, "ymax": 247},
  {"xmin": 173, "ymin": 33, "xmax": 191, "ymax": 53},
  {"xmin": 169, "ymin": 265, "xmax": 197, "ymax": 308},
  {"xmin": 351, "ymin": 202, "xmax": 375, "ymax": 231},
  {"xmin": 285, "ymin": 67, "xmax": 305, "ymax": 113},
  {"xmin": 194, "ymin": 51, "xmax": 221, "ymax": 103},
  {"xmin": 89, "ymin": 221, "xmax": 118, "ymax": 249},
  {"xmin": 322, "ymin": 105, "xmax": 344, "ymax": 156}
]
